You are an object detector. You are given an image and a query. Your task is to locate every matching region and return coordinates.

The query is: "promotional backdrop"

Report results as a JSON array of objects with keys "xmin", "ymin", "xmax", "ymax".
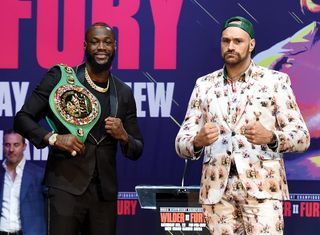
[{"xmin": 0, "ymin": 0, "xmax": 319, "ymax": 234}]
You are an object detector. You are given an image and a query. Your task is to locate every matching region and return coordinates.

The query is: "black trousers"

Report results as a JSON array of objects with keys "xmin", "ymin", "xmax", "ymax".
[
  {"xmin": 0, "ymin": 231, "xmax": 22, "ymax": 235},
  {"xmin": 46, "ymin": 180, "xmax": 117, "ymax": 235}
]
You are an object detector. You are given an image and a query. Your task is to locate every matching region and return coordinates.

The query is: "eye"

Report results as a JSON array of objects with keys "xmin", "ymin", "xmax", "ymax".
[
  {"xmin": 221, "ymin": 38, "xmax": 230, "ymax": 44},
  {"xmin": 234, "ymin": 39, "xmax": 241, "ymax": 44},
  {"xmin": 104, "ymin": 40, "xmax": 115, "ymax": 46},
  {"xmin": 89, "ymin": 40, "xmax": 98, "ymax": 46}
]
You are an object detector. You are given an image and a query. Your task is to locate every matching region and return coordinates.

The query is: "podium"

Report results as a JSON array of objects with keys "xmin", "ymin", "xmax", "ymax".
[{"xmin": 135, "ymin": 185, "xmax": 210, "ymax": 234}]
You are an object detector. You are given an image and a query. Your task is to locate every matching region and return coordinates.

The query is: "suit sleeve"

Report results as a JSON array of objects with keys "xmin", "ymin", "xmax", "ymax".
[
  {"xmin": 175, "ymin": 78, "xmax": 206, "ymax": 160},
  {"xmin": 273, "ymin": 73, "xmax": 310, "ymax": 153},
  {"xmin": 120, "ymin": 87, "xmax": 144, "ymax": 160},
  {"xmin": 14, "ymin": 68, "xmax": 61, "ymax": 149}
]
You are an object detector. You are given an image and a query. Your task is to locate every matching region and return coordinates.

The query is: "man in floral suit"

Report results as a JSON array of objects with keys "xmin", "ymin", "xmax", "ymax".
[{"xmin": 175, "ymin": 16, "xmax": 310, "ymax": 235}]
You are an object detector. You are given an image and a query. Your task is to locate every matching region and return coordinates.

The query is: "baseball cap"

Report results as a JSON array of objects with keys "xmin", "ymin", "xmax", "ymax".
[{"xmin": 223, "ymin": 16, "xmax": 254, "ymax": 39}]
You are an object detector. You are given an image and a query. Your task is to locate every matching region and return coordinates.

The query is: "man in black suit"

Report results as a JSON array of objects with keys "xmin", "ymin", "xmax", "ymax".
[{"xmin": 14, "ymin": 22, "xmax": 143, "ymax": 235}]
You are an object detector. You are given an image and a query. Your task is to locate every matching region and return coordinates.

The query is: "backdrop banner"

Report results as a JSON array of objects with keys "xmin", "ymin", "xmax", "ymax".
[{"xmin": 0, "ymin": 1, "xmax": 319, "ymax": 234}]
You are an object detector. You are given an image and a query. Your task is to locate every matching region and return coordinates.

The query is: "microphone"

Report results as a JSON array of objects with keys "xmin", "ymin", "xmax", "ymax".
[{"xmin": 180, "ymin": 159, "xmax": 188, "ymax": 187}]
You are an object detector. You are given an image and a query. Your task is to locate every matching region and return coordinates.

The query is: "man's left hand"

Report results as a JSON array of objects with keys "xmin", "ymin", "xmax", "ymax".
[
  {"xmin": 105, "ymin": 117, "xmax": 128, "ymax": 144},
  {"xmin": 242, "ymin": 121, "xmax": 273, "ymax": 145}
]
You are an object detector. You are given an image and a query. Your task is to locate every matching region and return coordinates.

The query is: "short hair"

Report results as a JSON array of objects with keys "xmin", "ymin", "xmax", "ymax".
[
  {"xmin": 85, "ymin": 22, "xmax": 115, "ymax": 41},
  {"xmin": 3, "ymin": 129, "xmax": 25, "ymax": 144}
]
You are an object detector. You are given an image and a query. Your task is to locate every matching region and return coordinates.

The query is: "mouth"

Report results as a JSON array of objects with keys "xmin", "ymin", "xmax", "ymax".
[
  {"xmin": 225, "ymin": 52, "xmax": 236, "ymax": 56},
  {"xmin": 95, "ymin": 54, "xmax": 109, "ymax": 60},
  {"xmin": 224, "ymin": 52, "xmax": 239, "ymax": 59},
  {"xmin": 7, "ymin": 154, "xmax": 15, "ymax": 159}
]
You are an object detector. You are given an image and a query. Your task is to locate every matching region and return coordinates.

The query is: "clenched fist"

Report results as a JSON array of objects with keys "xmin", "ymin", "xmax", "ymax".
[
  {"xmin": 242, "ymin": 121, "xmax": 273, "ymax": 145},
  {"xmin": 194, "ymin": 123, "xmax": 220, "ymax": 148},
  {"xmin": 105, "ymin": 116, "xmax": 128, "ymax": 144}
]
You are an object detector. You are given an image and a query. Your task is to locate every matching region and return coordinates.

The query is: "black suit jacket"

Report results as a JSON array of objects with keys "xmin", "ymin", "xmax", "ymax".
[{"xmin": 14, "ymin": 64, "xmax": 143, "ymax": 200}]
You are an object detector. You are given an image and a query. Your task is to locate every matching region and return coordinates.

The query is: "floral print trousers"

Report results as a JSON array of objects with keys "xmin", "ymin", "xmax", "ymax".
[{"xmin": 202, "ymin": 174, "xmax": 284, "ymax": 235}]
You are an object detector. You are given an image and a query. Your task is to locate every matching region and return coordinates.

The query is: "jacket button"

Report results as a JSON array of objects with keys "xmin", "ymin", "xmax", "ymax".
[{"xmin": 231, "ymin": 131, "xmax": 235, "ymax": 136}]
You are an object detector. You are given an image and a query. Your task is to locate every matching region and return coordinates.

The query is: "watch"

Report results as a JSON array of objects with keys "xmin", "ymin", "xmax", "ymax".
[
  {"xmin": 48, "ymin": 133, "xmax": 58, "ymax": 146},
  {"xmin": 267, "ymin": 132, "xmax": 278, "ymax": 150}
]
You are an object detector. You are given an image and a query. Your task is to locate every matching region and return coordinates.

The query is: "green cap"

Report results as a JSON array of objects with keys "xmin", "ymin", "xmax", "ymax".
[{"xmin": 223, "ymin": 16, "xmax": 254, "ymax": 39}]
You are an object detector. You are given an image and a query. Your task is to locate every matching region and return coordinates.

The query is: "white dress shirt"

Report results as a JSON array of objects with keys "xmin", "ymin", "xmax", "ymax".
[{"xmin": 0, "ymin": 157, "xmax": 26, "ymax": 232}]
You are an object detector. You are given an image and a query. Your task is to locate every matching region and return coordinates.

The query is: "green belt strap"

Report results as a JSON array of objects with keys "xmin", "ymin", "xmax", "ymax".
[{"xmin": 47, "ymin": 64, "xmax": 101, "ymax": 143}]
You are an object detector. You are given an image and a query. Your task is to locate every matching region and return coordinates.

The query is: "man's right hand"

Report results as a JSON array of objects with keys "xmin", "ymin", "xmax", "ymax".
[
  {"xmin": 46, "ymin": 133, "xmax": 85, "ymax": 156},
  {"xmin": 194, "ymin": 123, "xmax": 220, "ymax": 148}
]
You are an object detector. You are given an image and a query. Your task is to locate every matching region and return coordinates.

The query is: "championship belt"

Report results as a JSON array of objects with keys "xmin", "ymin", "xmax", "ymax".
[{"xmin": 47, "ymin": 64, "xmax": 101, "ymax": 142}]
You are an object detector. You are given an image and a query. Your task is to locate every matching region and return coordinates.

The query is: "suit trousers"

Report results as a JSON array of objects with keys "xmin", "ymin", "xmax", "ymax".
[
  {"xmin": 46, "ymin": 179, "xmax": 117, "ymax": 235},
  {"xmin": 202, "ymin": 174, "xmax": 284, "ymax": 235}
]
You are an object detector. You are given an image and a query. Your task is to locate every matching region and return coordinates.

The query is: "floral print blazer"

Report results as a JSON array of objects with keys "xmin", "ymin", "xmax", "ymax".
[{"xmin": 175, "ymin": 62, "xmax": 310, "ymax": 204}]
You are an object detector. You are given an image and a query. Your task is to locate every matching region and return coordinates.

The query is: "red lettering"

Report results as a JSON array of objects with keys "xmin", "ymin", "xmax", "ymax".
[
  {"xmin": 160, "ymin": 212, "xmax": 167, "ymax": 223},
  {"xmin": 160, "ymin": 212, "xmax": 168, "ymax": 223},
  {"xmin": 92, "ymin": 0, "xmax": 140, "ymax": 69},
  {"xmin": 160, "ymin": 212, "xmax": 185, "ymax": 222},
  {"xmin": 130, "ymin": 200, "xmax": 137, "ymax": 215},
  {"xmin": 313, "ymin": 202, "xmax": 320, "ymax": 217},
  {"xmin": 300, "ymin": 202, "xmax": 307, "ymax": 217},
  {"xmin": 3, "ymin": 1, "xmax": 183, "ymax": 70},
  {"xmin": 118, "ymin": 200, "xmax": 124, "ymax": 215},
  {"xmin": 117, "ymin": 200, "xmax": 137, "ymax": 215},
  {"xmin": 190, "ymin": 212, "xmax": 204, "ymax": 223},
  {"xmin": 150, "ymin": 0, "xmax": 182, "ymax": 69},
  {"xmin": 0, "ymin": 0, "xmax": 32, "ymax": 68},
  {"xmin": 37, "ymin": 0, "xmax": 85, "ymax": 68},
  {"xmin": 123, "ymin": 200, "xmax": 131, "ymax": 215},
  {"xmin": 300, "ymin": 202, "xmax": 320, "ymax": 217},
  {"xmin": 283, "ymin": 201, "xmax": 291, "ymax": 217}
]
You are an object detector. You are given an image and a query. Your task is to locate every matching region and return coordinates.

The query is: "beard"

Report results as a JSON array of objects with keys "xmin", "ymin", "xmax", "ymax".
[
  {"xmin": 85, "ymin": 50, "xmax": 115, "ymax": 73},
  {"xmin": 223, "ymin": 51, "xmax": 242, "ymax": 65},
  {"xmin": 222, "ymin": 46, "xmax": 251, "ymax": 66}
]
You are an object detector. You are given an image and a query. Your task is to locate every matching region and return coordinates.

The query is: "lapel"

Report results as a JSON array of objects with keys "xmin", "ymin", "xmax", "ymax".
[
  {"xmin": 233, "ymin": 76, "xmax": 258, "ymax": 126},
  {"xmin": 20, "ymin": 162, "xmax": 32, "ymax": 203},
  {"xmin": 109, "ymin": 74, "xmax": 118, "ymax": 117},
  {"xmin": 235, "ymin": 63, "xmax": 263, "ymax": 125},
  {"xmin": 212, "ymin": 71, "xmax": 229, "ymax": 124},
  {"xmin": 75, "ymin": 63, "xmax": 85, "ymax": 83}
]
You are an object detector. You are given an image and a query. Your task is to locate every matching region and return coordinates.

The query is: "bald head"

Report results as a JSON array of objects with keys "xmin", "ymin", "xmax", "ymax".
[{"xmin": 85, "ymin": 22, "xmax": 115, "ymax": 42}]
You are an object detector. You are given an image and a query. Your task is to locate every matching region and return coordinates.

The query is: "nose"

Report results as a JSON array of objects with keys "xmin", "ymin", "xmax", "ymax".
[
  {"xmin": 227, "ymin": 41, "xmax": 235, "ymax": 51},
  {"xmin": 97, "ymin": 41, "xmax": 106, "ymax": 49},
  {"xmin": 8, "ymin": 145, "xmax": 14, "ymax": 152}
]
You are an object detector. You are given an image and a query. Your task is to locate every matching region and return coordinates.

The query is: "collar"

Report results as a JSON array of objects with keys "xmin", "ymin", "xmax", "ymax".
[
  {"xmin": 2, "ymin": 156, "xmax": 26, "ymax": 175},
  {"xmin": 223, "ymin": 60, "xmax": 255, "ymax": 83}
]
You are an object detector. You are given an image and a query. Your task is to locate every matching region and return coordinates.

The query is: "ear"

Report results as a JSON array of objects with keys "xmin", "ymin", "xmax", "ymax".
[
  {"xmin": 249, "ymin": 38, "xmax": 256, "ymax": 53},
  {"xmin": 22, "ymin": 143, "xmax": 27, "ymax": 152},
  {"xmin": 84, "ymin": 41, "xmax": 87, "ymax": 49}
]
